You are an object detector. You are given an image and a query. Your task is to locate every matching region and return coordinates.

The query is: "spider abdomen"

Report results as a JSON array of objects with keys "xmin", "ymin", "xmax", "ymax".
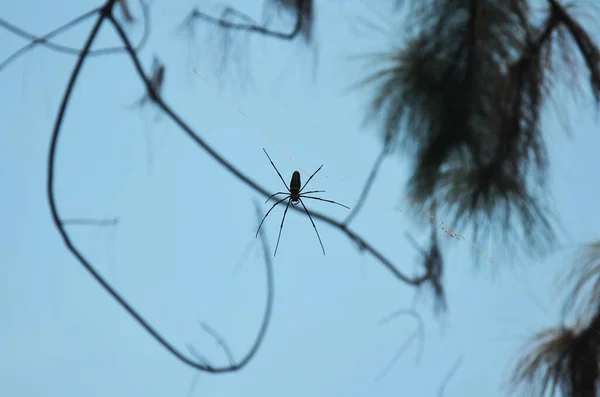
[{"xmin": 290, "ymin": 171, "xmax": 301, "ymax": 195}]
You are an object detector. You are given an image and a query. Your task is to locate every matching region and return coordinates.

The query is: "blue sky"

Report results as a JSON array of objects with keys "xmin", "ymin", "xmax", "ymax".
[{"xmin": 1, "ymin": 1, "xmax": 600, "ymax": 396}]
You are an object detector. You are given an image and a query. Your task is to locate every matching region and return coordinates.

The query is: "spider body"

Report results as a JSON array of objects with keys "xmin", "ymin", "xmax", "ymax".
[
  {"xmin": 289, "ymin": 171, "xmax": 301, "ymax": 205},
  {"xmin": 257, "ymin": 149, "xmax": 350, "ymax": 256}
]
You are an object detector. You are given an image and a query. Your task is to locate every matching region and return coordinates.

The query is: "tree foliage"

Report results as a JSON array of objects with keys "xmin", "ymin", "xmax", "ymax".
[{"xmin": 359, "ymin": 0, "xmax": 599, "ymax": 256}]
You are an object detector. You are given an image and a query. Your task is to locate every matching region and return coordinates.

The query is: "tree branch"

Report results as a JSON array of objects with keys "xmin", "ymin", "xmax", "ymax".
[
  {"xmin": 343, "ymin": 145, "xmax": 389, "ymax": 226},
  {"xmin": 47, "ymin": 0, "xmax": 274, "ymax": 374},
  {"xmin": 0, "ymin": 0, "xmax": 149, "ymax": 73},
  {"xmin": 110, "ymin": 9, "xmax": 431, "ymax": 287},
  {"xmin": 184, "ymin": 0, "xmax": 304, "ymax": 41},
  {"xmin": 437, "ymin": 356, "xmax": 464, "ymax": 397}
]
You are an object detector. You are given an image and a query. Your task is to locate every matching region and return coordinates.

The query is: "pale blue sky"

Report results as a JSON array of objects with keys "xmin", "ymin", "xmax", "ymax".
[{"xmin": 1, "ymin": 1, "xmax": 599, "ymax": 396}]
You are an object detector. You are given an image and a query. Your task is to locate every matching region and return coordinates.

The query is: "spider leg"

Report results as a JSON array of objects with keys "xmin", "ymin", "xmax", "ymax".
[
  {"xmin": 299, "ymin": 195, "xmax": 350, "ymax": 209},
  {"xmin": 298, "ymin": 198, "xmax": 326, "ymax": 255},
  {"xmin": 263, "ymin": 149, "xmax": 291, "ymax": 191},
  {"xmin": 265, "ymin": 192, "xmax": 289, "ymax": 203},
  {"xmin": 299, "ymin": 165, "xmax": 323, "ymax": 192},
  {"xmin": 299, "ymin": 190, "xmax": 326, "ymax": 195},
  {"xmin": 274, "ymin": 199, "xmax": 292, "ymax": 257},
  {"xmin": 256, "ymin": 196, "xmax": 290, "ymax": 237}
]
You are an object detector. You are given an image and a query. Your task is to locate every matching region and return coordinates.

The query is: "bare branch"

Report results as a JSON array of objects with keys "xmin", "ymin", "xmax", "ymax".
[
  {"xmin": 131, "ymin": 56, "xmax": 165, "ymax": 108},
  {"xmin": 375, "ymin": 308, "xmax": 425, "ymax": 381},
  {"xmin": 195, "ymin": 322, "xmax": 236, "ymax": 367},
  {"xmin": 111, "ymin": 6, "xmax": 431, "ymax": 287},
  {"xmin": 405, "ymin": 220, "xmax": 446, "ymax": 314},
  {"xmin": 549, "ymin": 0, "xmax": 600, "ymax": 102},
  {"xmin": 437, "ymin": 356, "xmax": 464, "ymax": 397},
  {"xmin": 183, "ymin": 1, "xmax": 304, "ymax": 41},
  {"xmin": 0, "ymin": 0, "xmax": 150, "ymax": 73},
  {"xmin": 46, "ymin": 0, "xmax": 274, "ymax": 374},
  {"xmin": 263, "ymin": 0, "xmax": 314, "ymax": 43},
  {"xmin": 118, "ymin": 0, "xmax": 135, "ymax": 23},
  {"xmin": 374, "ymin": 331, "xmax": 419, "ymax": 382},
  {"xmin": 185, "ymin": 372, "xmax": 201, "ymax": 397},
  {"xmin": 343, "ymin": 145, "xmax": 389, "ymax": 226}
]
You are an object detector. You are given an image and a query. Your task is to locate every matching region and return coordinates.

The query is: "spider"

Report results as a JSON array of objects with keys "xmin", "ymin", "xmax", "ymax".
[{"xmin": 256, "ymin": 149, "xmax": 350, "ymax": 256}]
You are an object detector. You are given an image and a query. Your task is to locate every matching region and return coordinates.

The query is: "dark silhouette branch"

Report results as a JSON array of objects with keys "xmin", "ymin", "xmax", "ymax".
[
  {"xmin": 343, "ymin": 145, "xmax": 389, "ymax": 226},
  {"xmin": 47, "ymin": 0, "xmax": 274, "ymax": 374},
  {"xmin": 548, "ymin": 0, "xmax": 600, "ymax": 101},
  {"xmin": 0, "ymin": 0, "xmax": 149, "ymax": 73},
  {"xmin": 200, "ymin": 322, "xmax": 236, "ymax": 366},
  {"xmin": 0, "ymin": 10, "xmax": 101, "ymax": 54},
  {"xmin": 42, "ymin": 0, "xmax": 443, "ymax": 378},
  {"xmin": 177, "ymin": 1, "xmax": 307, "ymax": 80},
  {"xmin": 184, "ymin": 0, "xmax": 304, "ymax": 41},
  {"xmin": 118, "ymin": 0, "xmax": 135, "ymax": 22},
  {"xmin": 405, "ymin": 222, "xmax": 446, "ymax": 314},
  {"xmin": 110, "ymin": 6, "xmax": 431, "ymax": 287},
  {"xmin": 186, "ymin": 345, "xmax": 211, "ymax": 367},
  {"xmin": 264, "ymin": 0, "xmax": 314, "ymax": 43},
  {"xmin": 16, "ymin": 0, "xmax": 600, "ymax": 392},
  {"xmin": 131, "ymin": 56, "xmax": 164, "ymax": 108}
]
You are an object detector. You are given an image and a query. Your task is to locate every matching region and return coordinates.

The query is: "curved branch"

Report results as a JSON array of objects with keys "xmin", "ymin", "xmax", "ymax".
[
  {"xmin": 405, "ymin": 225, "xmax": 446, "ymax": 314},
  {"xmin": 0, "ymin": 10, "xmax": 101, "ymax": 54},
  {"xmin": 110, "ymin": 12, "xmax": 430, "ymax": 287},
  {"xmin": 47, "ymin": 0, "xmax": 273, "ymax": 374},
  {"xmin": 548, "ymin": 0, "xmax": 600, "ymax": 100},
  {"xmin": 187, "ymin": 201, "xmax": 274, "ymax": 370},
  {"xmin": 343, "ymin": 146, "xmax": 388, "ymax": 226},
  {"xmin": 186, "ymin": 1, "xmax": 303, "ymax": 41},
  {"xmin": 197, "ymin": 322, "xmax": 236, "ymax": 366},
  {"xmin": 0, "ymin": 0, "xmax": 150, "ymax": 73},
  {"xmin": 47, "ymin": 0, "xmax": 431, "ymax": 376},
  {"xmin": 374, "ymin": 330, "xmax": 419, "ymax": 381},
  {"xmin": 438, "ymin": 356, "xmax": 464, "ymax": 397},
  {"xmin": 377, "ymin": 308, "xmax": 425, "ymax": 373}
]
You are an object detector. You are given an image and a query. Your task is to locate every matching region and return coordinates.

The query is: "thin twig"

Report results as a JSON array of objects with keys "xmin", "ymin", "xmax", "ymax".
[
  {"xmin": 112, "ymin": 16, "xmax": 430, "ymax": 285},
  {"xmin": 377, "ymin": 308, "xmax": 425, "ymax": 361},
  {"xmin": 199, "ymin": 322, "xmax": 236, "ymax": 366},
  {"xmin": 437, "ymin": 356, "xmax": 464, "ymax": 397},
  {"xmin": 374, "ymin": 330, "xmax": 419, "ymax": 382},
  {"xmin": 185, "ymin": 372, "xmax": 201, "ymax": 397},
  {"xmin": 186, "ymin": 0, "xmax": 304, "ymax": 41},
  {"xmin": 186, "ymin": 345, "xmax": 212, "ymax": 367},
  {"xmin": 47, "ymin": 0, "xmax": 274, "ymax": 374},
  {"xmin": 45, "ymin": 0, "xmax": 434, "ymax": 376},
  {"xmin": 232, "ymin": 238, "xmax": 257, "ymax": 278},
  {"xmin": 0, "ymin": 0, "xmax": 150, "ymax": 73},
  {"xmin": 343, "ymin": 146, "xmax": 388, "ymax": 226}
]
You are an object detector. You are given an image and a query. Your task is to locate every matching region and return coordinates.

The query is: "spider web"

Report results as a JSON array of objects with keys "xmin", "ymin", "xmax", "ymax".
[{"xmin": 191, "ymin": 68, "xmax": 515, "ymax": 269}]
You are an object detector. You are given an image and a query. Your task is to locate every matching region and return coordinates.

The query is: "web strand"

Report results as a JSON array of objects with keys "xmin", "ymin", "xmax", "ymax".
[{"xmin": 191, "ymin": 68, "xmax": 509, "ymax": 268}]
